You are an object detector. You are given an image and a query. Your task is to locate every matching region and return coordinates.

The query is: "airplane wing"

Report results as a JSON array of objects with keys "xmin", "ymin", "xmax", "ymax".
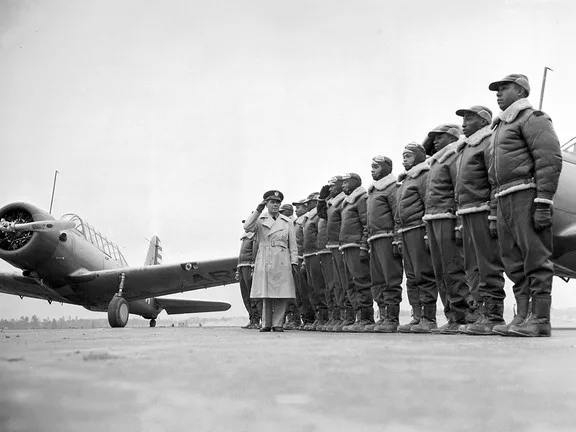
[
  {"xmin": 67, "ymin": 257, "xmax": 238, "ymax": 305},
  {"xmin": 0, "ymin": 272, "xmax": 72, "ymax": 304},
  {"xmin": 155, "ymin": 298, "xmax": 231, "ymax": 314}
]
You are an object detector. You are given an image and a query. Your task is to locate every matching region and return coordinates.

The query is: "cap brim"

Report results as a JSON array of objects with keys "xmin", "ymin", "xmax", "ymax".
[
  {"xmin": 488, "ymin": 80, "xmax": 509, "ymax": 91},
  {"xmin": 427, "ymin": 130, "xmax": 444, "ymax": 137},
  {"xmin": 455, "ymin": 109, "xmax": 473, "ymax": 117}
]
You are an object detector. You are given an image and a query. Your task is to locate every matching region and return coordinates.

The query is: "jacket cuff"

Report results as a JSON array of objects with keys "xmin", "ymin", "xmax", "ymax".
[
  {"xmin": 488, "ymin": 215, "xmax": 497, "ymax": 221},
  {"xmin": 534, "ymin": 197, "xmax": 554, "ymax": 206}
]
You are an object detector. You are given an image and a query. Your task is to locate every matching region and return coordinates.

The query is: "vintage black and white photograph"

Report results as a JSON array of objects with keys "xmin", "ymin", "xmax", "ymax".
[{"xmin": 1, "ymin": 1, "xmax": 576, "ymax": 431}]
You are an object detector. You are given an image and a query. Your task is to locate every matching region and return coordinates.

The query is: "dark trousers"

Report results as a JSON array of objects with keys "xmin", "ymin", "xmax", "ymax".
[
  {"xmin": 427, "ymin": 219, "xmax": 471, "ymax": 322},
  {"xmin": 462, "ymin": 212, "xmax": 505, "ymax": 300},
  {"xmin": 319, "ymin": 252, "xmax": 337, "ymax": 312},
  {"xmin": 498, "ymin": 189, "xmax": 554, "ymax": 298},
  {"xmin": 330, "ymin": 248, "xmax": 355, "ymax": 310},
  {"xmin": 239, "ymin": 266, "xmax": 262, "ymax": 321},
  {"xmin": 304, "ymin": 254, "xmax": 328, "ymax": 311},
  {"xmin": 342, "ymin": 247, "xmax": 373, "ymax": 310},
  {"xmin": 295, "ymin": 258, "xmax": 315, "ymax": 322},
  {"xmin": 369, "ymin": 237, "xmax": 403, "ymax": 306},
  {"xmin": 402, "ymin": 227, "xmax": 436, "ymax": 306}
]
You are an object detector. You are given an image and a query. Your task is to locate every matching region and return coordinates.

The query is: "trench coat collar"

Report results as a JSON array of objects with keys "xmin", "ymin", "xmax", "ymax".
[{"xmin": 260, "ymin": 213, "xmax": 290, "ymax": 235}]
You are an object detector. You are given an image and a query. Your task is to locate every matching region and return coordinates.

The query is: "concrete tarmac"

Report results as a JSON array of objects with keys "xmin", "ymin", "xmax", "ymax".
[{"xmin": 1, "ymin": 327, "xmax": 576, "ymax": 432}]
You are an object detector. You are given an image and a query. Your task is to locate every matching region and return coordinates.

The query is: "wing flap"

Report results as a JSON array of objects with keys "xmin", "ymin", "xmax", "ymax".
[{"xmin": 155, "ymin": 298, "xmax": 231, "ymax": 314}]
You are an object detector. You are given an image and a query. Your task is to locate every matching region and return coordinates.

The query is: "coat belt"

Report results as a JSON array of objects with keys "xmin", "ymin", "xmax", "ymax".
[{"xmin": 260, "ymin": 241, "xmax": 287, "ymax": 249}]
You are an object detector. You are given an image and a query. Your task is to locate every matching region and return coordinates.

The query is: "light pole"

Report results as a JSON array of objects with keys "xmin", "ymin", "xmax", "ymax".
[{"xmin": 539, "ymin": 66, "xmax": 553, "ymax": 110}]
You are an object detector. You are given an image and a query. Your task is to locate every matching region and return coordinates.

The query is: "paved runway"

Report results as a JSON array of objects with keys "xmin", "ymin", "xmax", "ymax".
[{"xmin": 1, "ymin": 327, "xmax": 575, "ymax": 432}]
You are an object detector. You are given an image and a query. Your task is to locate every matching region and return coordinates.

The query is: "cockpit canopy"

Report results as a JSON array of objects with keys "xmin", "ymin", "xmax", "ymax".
[{"xmin": 61, "ymin": 214, "xmax": 128, "ymax": 266}]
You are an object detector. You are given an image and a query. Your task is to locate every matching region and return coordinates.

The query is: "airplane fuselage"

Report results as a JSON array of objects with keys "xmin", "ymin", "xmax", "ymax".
[{"xmin": 0, "ymin": 202, "xmax": 161, "ymax": 318}]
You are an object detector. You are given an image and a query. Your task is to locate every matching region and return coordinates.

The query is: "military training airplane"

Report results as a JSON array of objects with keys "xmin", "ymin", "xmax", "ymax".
[
  {"xmin": 553, "ymin": 138, "xmax": 576, "ymax": 281},
  {"xmin": 0, "ymin": 202, "xmax": 238, "ymax": 327}
]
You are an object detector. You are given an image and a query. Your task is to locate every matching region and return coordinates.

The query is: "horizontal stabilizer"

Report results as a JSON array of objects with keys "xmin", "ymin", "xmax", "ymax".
[{"xmin": 155, "ymin": 298, "xmax": 231, "ymax": 315}]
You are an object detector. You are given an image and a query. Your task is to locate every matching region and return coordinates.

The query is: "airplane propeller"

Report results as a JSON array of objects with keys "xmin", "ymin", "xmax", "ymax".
[{"xmin": 0, "ymin": 219, "xmax": 75, "ymax": 233}]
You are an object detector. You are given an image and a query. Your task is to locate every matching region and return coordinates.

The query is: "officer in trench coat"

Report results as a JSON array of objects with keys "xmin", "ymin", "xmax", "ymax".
[{"xmin": 244, "ymin": 190, "xmax": 298, "ymax": 332}]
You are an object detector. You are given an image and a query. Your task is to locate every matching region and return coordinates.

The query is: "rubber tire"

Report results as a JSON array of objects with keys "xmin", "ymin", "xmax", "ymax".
[{"xmin": 108, "ymin": 296, "xmax": 129, "ymax": 328}]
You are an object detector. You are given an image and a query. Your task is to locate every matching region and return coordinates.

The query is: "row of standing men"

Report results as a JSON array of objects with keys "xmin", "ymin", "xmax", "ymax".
[{"xmin": 237, "ymin": 73, "xmax": 563, "ymax": 337}]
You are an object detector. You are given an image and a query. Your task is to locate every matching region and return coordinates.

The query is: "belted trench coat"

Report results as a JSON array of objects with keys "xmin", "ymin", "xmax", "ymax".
[{"xmin": 243, "ymin": 210, "xmax": 298, "ymax": 299}]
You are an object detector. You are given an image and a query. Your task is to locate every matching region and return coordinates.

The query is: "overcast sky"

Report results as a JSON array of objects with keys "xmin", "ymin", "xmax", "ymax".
[{"xmin": 2, "ymin": 0, "xmax": 576, "ymax": 321}]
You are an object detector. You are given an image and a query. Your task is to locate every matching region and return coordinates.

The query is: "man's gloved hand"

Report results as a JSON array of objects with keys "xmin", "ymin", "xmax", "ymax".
[
  {"xmin": 424, "ymin": 235, "xmax": 430, "ymax": 253},
  {"xmin": 392, "ymin": 242, "xmax": 403, "ymax": 258},
  {"xmin": 319, "ymin": 184, "xmax": 330, "ymax": 200},
  {"xmin": 300, "ymin": 260, "xmax": 306, "ymax": 272},
  {"xmin": 454, "ymin": 227, "xmax": 463, "ymax": 246},
  {"xmin": 489, "ymin": 220, "xmax": 498, "ymax": 238},
  {"xmin": 533, "ymin": 203, "xmax": 553, "ymax": 232},
  {"xmin": 234, "ymin": 270, "xmax": 240, "ymax": 281},
  {"xmin": 249, "ymin": 267, "xmax": 254, "ymax": 278},
  {"xmin": 359, "ymin": 249, "xmax": 370, "ymax": 264}
]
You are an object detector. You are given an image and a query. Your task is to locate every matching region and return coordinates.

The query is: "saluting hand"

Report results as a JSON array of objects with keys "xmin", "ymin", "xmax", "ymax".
[
  {"xmin": 256, "ymin": 200, "xmax": 266, "ymax": 212},
  {"xmin": 319, "ymin": 184, "xmax": 330, "ymax": 200}
]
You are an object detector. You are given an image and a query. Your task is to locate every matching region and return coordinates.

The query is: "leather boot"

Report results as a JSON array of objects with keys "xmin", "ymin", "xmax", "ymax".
[
  {"xmin": 343, "ymin": 310, "xmax": 362, "ymax": 332},
  {"xmin": 411, "ymin": 304, "xmax": 437, "ymax": 333},
  {"xmin": 509, "ymin": 295, "xmax": 551, "ymax": 337},
  {"xmin": 458, "ymin": 301, "xmax": 484, "ymax": 333},
  {"xmin": 326, "ymin": 308, "xmax": 341, "ymax": 332},
  {"xmin": 373, "ymin": 305, "xmax": 400, "ymax": 333},
  {"xmin": 284, "ymin": 312, "xmax": 302, "ymax": 331},
  {"xmin": 398, "ymin": 306, "xmax": 421, "ymax": 333},
  {"xmin": 335, "ymin": 309, "xmax": 355, "ymax": 332},
  {"xmin": 303, "ymin": 311, "xmax": 319, "ymax": 331},
  {"xmin": 466, "ymin": 299, "xmax": 504, "ymax": 335},
  {"xmin": 363, "ymin": 306, "xmax": 385, "ymax": 332},
  {"xmin": 492, "ymin": 296, "xmax": 530, "ymax": 336},
  {"xmin": 357, "ymin": 307, "xmax": 375, "ymax": 332},
  {"xmin": 316, "ymin": 309, "xmax": 330, "ymax": 331}
]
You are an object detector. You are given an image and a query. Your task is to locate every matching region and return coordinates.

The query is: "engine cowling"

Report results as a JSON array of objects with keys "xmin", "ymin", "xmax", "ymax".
[{"xmin": 0, "ymin": 202, "xmax": 59, "ymax": 270}]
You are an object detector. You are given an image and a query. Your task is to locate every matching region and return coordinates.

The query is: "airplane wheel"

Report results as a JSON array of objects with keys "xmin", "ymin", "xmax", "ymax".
[
  {"xmin": 150, "ymin": 319, "xmax": 156, "ymax": 328},
  {"xmin": 108, "ymin": 295, "xmax": 129, "ymax": 328}
]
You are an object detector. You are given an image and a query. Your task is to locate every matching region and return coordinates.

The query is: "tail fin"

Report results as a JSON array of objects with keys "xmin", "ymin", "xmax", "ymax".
[{"xmin": 144, "ymin": 235, "xmax": 163, "ymax": 266}]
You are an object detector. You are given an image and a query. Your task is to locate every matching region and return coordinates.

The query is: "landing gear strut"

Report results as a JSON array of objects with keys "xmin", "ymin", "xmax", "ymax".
[
  {"xmin": 149, "ymin": 319, "xmax": 156, "ymax": 328},
  {"xmin": 107, "ymin": 273, "xmax": 129, "ymax": 328}
]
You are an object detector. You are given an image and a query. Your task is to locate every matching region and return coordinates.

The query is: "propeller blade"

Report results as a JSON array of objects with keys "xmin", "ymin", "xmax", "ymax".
[{"xmin": 0, "ymin": 219, "xmax": 75, "ymax": 233}]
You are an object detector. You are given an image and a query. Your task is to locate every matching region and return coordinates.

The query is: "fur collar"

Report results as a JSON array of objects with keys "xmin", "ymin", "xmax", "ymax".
[
  {"xmin": 304, "ymin": 207, "xmax": 317, "ymax": 219},
  {"xmin": 429, "ymin": 139, "xmax": 462, "ymax": 164},
  {"xmin": 328, "ymin": 191, "xmax": 346, "ymax": 207},
  {"xmin": 458, "ymin": 126, "xmax": 492, "ymax": 151},
  {"xmin": 368, "ymin": 173, "xmax": 397, "ymax": 193},
  {"xmin": 344, "ymin": 186, "xmax": 367, "ymax": 204},
  {"xmin": 494, "ymin": 98, "xmax": 532, "ymax": 125},
  {"xmin": 398, "ymin": 161, "xmax": 430, "ymax": 182}
]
